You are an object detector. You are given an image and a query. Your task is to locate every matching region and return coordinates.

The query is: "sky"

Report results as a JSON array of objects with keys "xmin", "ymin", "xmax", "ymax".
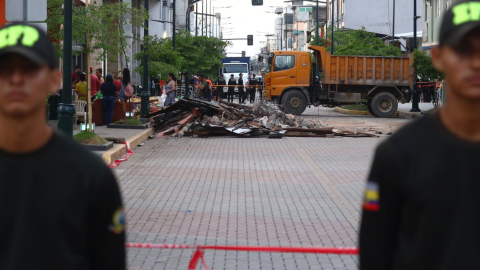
[{"xmin": 207, "ymin": 0, "xmax": 288, "ymax": 58}]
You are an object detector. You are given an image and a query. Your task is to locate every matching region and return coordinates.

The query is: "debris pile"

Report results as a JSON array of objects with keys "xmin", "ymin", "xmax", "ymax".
[{"xmin": 145, "ymin": 99, "xmax": 377, "ymax": 138}]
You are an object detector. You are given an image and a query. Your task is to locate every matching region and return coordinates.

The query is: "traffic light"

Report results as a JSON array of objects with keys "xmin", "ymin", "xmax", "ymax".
[
  {"xmin": 252, "ymin": 0, "xmax": 263, "ymax": 6},
  {"xmin": 247, "ymin": 35, "xmax": 253, "ymax": 46},
  {"xmin": 242, "ymin": 51, "xmax": 246, "ymax": 57}
]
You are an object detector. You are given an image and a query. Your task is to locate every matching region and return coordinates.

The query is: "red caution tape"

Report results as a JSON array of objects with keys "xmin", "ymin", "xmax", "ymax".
[
  {"xmin": 126, "ymin": 242, "xmax": 359, "ymax": 269},
  {"xmin": 108, "ymin": 142, "xmax": 134, "ymax": 168}
]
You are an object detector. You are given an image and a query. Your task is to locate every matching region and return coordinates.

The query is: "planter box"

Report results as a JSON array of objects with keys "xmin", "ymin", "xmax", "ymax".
[
  {"xmin": 107, "ymin": 123, "xmax": 150, "ymax": 129},
  {"xmin": 83, "ymin": 141, "xmax": 114, "ymax": 151}
]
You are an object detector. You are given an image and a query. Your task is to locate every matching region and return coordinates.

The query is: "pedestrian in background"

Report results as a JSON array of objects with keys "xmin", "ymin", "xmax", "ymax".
[
  {"xmin": 100, "ymin": 74, "xmax": 118, "ymax": 125},
  {"xmin": 90, "ymin": 71, "xmax": 101, "ymax": 102},
  {"xmin": 96, "ymin": 68, "xmax": 105, "ymax": 83},
  {"xmin": 205, "ymin": 76, "xmax": 213, "ymax": 101},
  {"xmin": 248, "ymin": 74, "xmax": 257, "ymax": 103},
  {"xmin": 360, "ymin": 2, "xmax": 480, "ymax": 269},
  {"xmin": 0, "ymin": 24, "xmax": 125, "ymax": 270},
  {"xmin": 164, "ymin": 73, "xmax": 177, "ymax": 106},
  {"xmin": 238, "ymin": 73, "xmax": 245, "ymax": 104},
  {"xmin": 214, "ymin": 74, "xmax": 226, "ymax": 101},
  {"xmin": 227, "ymin": 74, "xmax": 236, "ymax": 103},
  {"xmin": 75, "ymin": 72, "xmax": 87, "ymax": 101},
  {"xmin": 196, "ymin": 74, "xmax": 209, "ymax": 101},
  {"xmin": 114, "ymin": 68, "xmax": 130, "ymax": 121}
]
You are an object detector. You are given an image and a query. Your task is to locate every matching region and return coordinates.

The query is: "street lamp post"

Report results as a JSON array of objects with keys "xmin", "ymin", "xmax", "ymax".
[
  {"xmin": 392, "ymin": 0, "xmax": 395, "ymax": 46},
  {"xmin": 331, "ymin": 0, "xmax": 334, "ymax": 54},
  {"xmin": 58, "ymin": 0, "xmax": 75, "ymax": 136},
  {"xmin": 410, "ymin": 0, "xmax": 420, "ymax": 112},
  {"xmin": 141, "ymin": 0, "xmax": 150, "ymax": 118}
]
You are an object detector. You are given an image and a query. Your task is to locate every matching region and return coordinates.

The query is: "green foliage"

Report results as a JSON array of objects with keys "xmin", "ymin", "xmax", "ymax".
[
  {"xmin": 114, "ymin": 117, "xmax": 144, "ymax": 126},
  {"xmin": 73, "ymin": 131, "xmax": 107, "ymax": 145},
  {"xmin": 413, "ymin": 49, "xmax": 445, "ymax": 80},
  {"xmin": 134, "ymin": 31, "xmax": 229, "ymax": 79},
  {"xmin": 311, "ymin": 27, "xmax": 402, "ymax": 57},
  {"xmin": 134, "ymin": 35, "xmax": 182, "ymax": 80},
  {"xmin": 47, "ymin": 0, "xmax": 149, "ymax": 63}
]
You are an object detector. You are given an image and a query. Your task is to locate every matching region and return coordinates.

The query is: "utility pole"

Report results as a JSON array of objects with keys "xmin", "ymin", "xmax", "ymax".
[
  {"xmin": 196, "ymin": 2, "xmax": 198, "ymax": 36},
  {"xmin": 173, "ymin": 0, "xmax": 176, "ymax": 50},
  {"xmin": 410, "ymin": 0, "xmax": 420, "ymax": 112},
  {"xmin": 202, "ymin": 0, "xmax": 204, "ymax": 36},
  {"xmin": 392, "ymin": 0, "xmax": 395, "ymax": 46},
  {"xmin": 316, "ymin": 0, "xmax": 319, "ymax": 46},
  {"xmin": 331, "ymin": 0, "xmax": 334, "ymax": 54},
  {"xmin": 141, "ymin": 0, "xmax": 150, "ymax": 117},
  {"xmin": 58, "ymin": 0, "xmax": 75, "ymax": 137}
]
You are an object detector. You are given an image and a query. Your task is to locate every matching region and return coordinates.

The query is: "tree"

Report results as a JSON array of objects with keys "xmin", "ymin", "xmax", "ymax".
[
  {"xmin": 310, "ymin": 27, "xmax": 402, "ymax": 57},
  {"xmin": 413, "ymin": 49, "xmax": 445, "ymax": 80},
  {"xmin": 133, "ymin": 35, "xmax": 182, "ymax": 80},
  {"xmin": 46, "ymin": 0, "xmax": 149, "ymax": 63}
]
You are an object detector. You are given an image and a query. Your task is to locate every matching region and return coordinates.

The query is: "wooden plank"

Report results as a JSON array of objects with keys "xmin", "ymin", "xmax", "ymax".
[
  {"xmin": 391, "ymin": 58, "xmax": 394, "ymax": 83},
  {"xmin": 344, "ymin": 56, "xmax": 349, "ymax": 84},
  {"xmin": 399, "ymin": 59, "xmax": 403, "ymax": 84},
  {"xmin": 363, "ymin": 58, "xmax": 367, "ymax": 83},
  {"xmin": 372, "ymin": 57, "xmax": 376, "ymax": 83},
  {"xmin": 381, "ymin": 58, "xmax": 385, "ymax": 83},
  {"xmin": 354, "ymin": 57, "xmax": 358, "ymax": 84},
  {"xmin": 335, "ymin": 56, "xmax": 340, "ymax": 84}
]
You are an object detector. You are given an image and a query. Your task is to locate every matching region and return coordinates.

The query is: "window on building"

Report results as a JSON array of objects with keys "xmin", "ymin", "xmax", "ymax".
[
  {"xmin": 274, "ymin": 55, "xmax": 295, "ymax": 72},
  {"xmin": 436, "ymin": 0, "xmax": 441, "ymax": 17},
  {"xmin": 299, "ymin": 7, "xmax": 312, "ymax": 12}
]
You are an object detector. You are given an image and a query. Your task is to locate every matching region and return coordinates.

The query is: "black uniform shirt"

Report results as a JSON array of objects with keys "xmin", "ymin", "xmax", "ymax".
[
  {"xmin": 0, "ymin": 132, "xmax": 125, "ymax": 270},
  {"xmin": 249, "ymin": 78, "xmax": 257, "ymax": 89},
  {"xmin": 216, "ymin": 78, "xmax": 226, "ymax": 87},
  {"xmin": 228, "ymin": 78, "xmax": 236, "ymax": 90},
  {"xmin": 360, "ymin": 112, "xmax": 480, "ymax": 270},
  {"xmin": 238, "ymin": 78, "xmax": 244, "ymax": 89}
]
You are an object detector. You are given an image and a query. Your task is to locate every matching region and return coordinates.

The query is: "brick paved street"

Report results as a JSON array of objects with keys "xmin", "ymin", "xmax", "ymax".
[{"xmin": 114, "ymin": 109, "xmax": 412, "ymax": 270}]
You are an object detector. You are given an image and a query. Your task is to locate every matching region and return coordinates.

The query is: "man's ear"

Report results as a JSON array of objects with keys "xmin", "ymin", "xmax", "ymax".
[
  {"xmin": 431, "ymin": 46, "xmax": 445, "ymax": 73},
  {"xmin": 48, "ymin": 69, "xmax": 62, "ymax": 95}
]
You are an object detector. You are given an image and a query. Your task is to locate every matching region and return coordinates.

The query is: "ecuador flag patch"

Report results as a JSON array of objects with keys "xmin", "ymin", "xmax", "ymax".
[{"xmin": 363, "ymin": 182, "xmax": 380, "ymax": 211}]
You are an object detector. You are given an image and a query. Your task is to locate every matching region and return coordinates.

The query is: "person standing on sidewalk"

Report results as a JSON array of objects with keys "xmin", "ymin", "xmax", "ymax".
[
  {"xmin": 248, "ymin": 74, "xmax": 257, "ymax": 103},
  {"xmin": 238, "ymin": 73, "xmax": 245, "ymax": 104},
  {"xmin": 114, "ymin": 68, "xmax": 130, "ymax": 121},
  {"xmin": 360, "ymin": 2, "xmax": 480, "ymax": 269},
  {"xmin": 100, "ymin": 74, "xmax": 118, "ymax": 125},
  {"xmin": 227, "ymin": 74, "xmax": 236, "ymax": 103},
  {"xmin": 0, "ymin": 24, "xmax": 125, "ymax": 269},
  {"xmin": 214, "ymin": 74, "xmax": 226, "ymax": 101},
  {"xmin": 164, "ymin": 73, "xmax": 177, "ymax": 106}
]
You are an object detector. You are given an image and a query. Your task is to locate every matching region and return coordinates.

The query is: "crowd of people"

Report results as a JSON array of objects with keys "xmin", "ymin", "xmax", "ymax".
[
  {"xmin": 172, "ymin": 73, "xmax": 263, "ymax": 104},
  {"xmin": 71, "ymin": 65, "xmax": 132, "ymax": 125}
]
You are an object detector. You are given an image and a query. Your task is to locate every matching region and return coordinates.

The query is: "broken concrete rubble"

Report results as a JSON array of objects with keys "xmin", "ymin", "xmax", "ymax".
[{"xmin": 147, "ymin": 99, "xmax": 378, "ymax": 138}]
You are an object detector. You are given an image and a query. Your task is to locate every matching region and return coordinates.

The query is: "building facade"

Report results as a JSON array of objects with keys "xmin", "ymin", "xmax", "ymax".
[{"xmin": 422, "ymin": 0, "xmax": 461, "ymax": 51}]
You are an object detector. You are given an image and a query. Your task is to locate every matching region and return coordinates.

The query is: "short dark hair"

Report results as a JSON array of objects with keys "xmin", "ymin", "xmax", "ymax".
[
  {"xmin": 75, "ymin": 65, "xmax": 81, "ymax": 69},
  {"xmin": 198, "ymin": 73, "xmax": 204, "ymax": 78},
  {"xmin": 96, "ymin": 68, "xmax": 102, "ymax": 74},
  {"xmin": 80, "ymin": 73, "xmax": 86, "ymax": 81}
]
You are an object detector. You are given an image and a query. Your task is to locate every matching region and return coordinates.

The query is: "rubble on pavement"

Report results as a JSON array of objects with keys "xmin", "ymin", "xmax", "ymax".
[{"xmin": 145, "ymin": 99, "xmax": 378, "ymax": 138}]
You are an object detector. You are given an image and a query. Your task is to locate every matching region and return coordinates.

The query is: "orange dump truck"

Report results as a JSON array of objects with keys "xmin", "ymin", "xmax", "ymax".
[{"xmin": 263, "ymin": 45, "xmax": 414, "ymax": 117}]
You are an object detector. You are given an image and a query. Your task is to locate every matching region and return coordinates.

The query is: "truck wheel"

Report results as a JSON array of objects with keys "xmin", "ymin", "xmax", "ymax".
[
  {"xmin": 371, "ymin": 92, "xmax": 398, "ymax": 118},
  {"xmin": 366, "ymin": 100, "xmax": 378, "ymax": 117},
  {"xmin": 282, "ymin": 90, "xmax": 307, "ymax": 115}
]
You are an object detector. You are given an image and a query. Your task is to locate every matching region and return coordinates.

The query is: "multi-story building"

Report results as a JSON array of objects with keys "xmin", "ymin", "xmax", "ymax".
[
  {"xmin": 292, "ymin": 5, "xmax": 327, "ymax": 51},
  {"xmin": 422, "ymin": 0, "xmax": 461, "ymax": 52},
  {"xmin": 327, "ymin": 0, "xmax": 423, "ymax": 50}
]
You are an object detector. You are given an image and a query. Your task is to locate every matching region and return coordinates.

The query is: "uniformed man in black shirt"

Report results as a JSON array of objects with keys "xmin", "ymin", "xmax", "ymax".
[
  {"xmin": 227, "ymin": 74, "xmax": 236, "ymax": 103},
  {"xmin": 238, "ymin": 73, "xmax": 245, "ymax": 104},
  {"xmin": 248, "ymin": 74, "xmax": 257, "ymax": 103},
  {"xmin": 214, "ymin": 74, "xmax": 226, "ymax": 101},
  {"xmin": 0, "ymin": 24, "xmax": 125, "ymax": 269},
  {"xmin": 360, "ymin": 2, "xmax": 480, "ymax": 269}
]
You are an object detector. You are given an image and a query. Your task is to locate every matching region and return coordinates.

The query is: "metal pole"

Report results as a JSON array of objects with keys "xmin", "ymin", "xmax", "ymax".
[
  {"xmin": 86, "ymin": 0, "xmax": 92, "ymax": 132},
  {"xmin": 331, "ymin": 0, "xmax": 334, "ymax": 54},
  {"xmin": 210, "ymin": 0, "xmax": 212, "ymax": 36},
  {"xmin": 281, "ymin": 17, "xmax": 283, "ymax": 50},
  {"xmin": 173, "ymin": 0, "xmax": 176, "ymax": 50},
  {"xmin": 202, "ymin": 0, "xmax": 204, "ymax": 36},
  {"xmin": 58, "ymin": 0, "xmax": 75, "ymax": 136},
  {"xmin": 196, "ymin": 2, "xmax": 198, "ymax": 36},
  {"xmin": 141, "ymin": 0, "xmax": 150, "ymax": 118},
  {"xmin": 392, "ymin": 0, "xmax": 395, "ymax": 46},
  {"xmin": 410, "ymin": 0, "xmax": 420, "ymax": 112},
  {"xmin": 23, "ymin": 0, "xmax": 28, "ymax": 23},
  {"xmin": 316, "ymin": 0, "xmax": 319, "ymax": 46}
]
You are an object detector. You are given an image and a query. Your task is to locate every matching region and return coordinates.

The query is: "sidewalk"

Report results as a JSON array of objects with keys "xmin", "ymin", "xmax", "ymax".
[
  {"xmin": 397, "ymin": 102, "xmax": 436, "ymax": 118},
  {"xmin": 73, "ymin": 125, "xmax": 154, "ymax": 165}
]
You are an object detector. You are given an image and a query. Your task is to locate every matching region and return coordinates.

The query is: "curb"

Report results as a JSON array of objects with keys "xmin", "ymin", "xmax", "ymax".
[
  {"xmin": 335, "ymin": 107, "xmax": 400, "ymax": 117},
  {"xmin": 102, "ymin": 127, "xmax": 154, "ymax": 165},
  {"xmin": 398, "ymin": 110, "xmax": 424, "ymax": 119},
  {"xmin": 335, "ymin": 107, "xmax": 372, "ymax": 115}
]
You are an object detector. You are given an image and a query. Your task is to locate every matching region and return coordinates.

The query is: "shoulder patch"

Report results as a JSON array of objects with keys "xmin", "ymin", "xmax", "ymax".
[
  {"xmin": 109, "ymin": 207, "xmax": 125, "ymax": 234},
  {"xmin": 363, "ymin": 182, "xmax": 380, "ymax": 211}
]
